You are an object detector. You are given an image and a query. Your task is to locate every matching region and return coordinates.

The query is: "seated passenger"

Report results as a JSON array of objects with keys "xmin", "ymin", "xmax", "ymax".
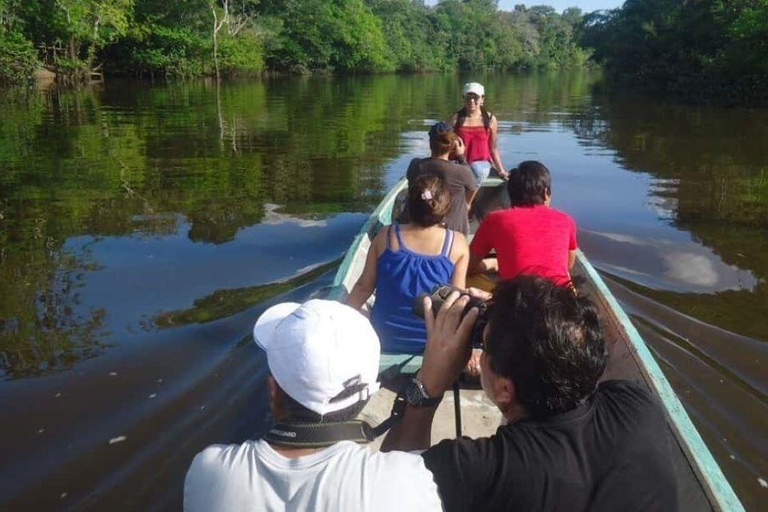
[
  {"xmin": 399, "ymin": 121, "xmax": 478, "ymax": 236},
  {"xmin": 184, "ymin": 300, "xmax": 442, "ymax": 512},
  {"xmin": 450, "ymin": 82, "xmax": 508, "ymax": 183},
  {"xmin": 347, "ymin": 175, "xmax": 469, "ymax": 354},
  {"xmin": 383, "ymin": 276, "xmax": 678, "ymax": 512},
  {"xmin": 468, "ymin": 160, "xmax": 577, "ymax": 288}
]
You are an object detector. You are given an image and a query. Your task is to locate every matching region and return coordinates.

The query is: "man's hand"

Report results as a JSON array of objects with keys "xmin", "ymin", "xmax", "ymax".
[
  {"xmin": 465, "ymin": 348, "xmax": 483, "ymax": 377},
  {"xmin": 418, "ymin": 291, "xmax": 479, "ymax": 397}
]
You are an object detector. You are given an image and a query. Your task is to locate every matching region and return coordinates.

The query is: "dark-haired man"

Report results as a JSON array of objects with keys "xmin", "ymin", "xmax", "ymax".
[
  {"xmin": 468, "ymin": 160, "xmax": 577, "ymax": 287},
  {"xmin": 184, "ymin": 300, "xmax": 442, "ymax": 512},
  {"xmin": 382, "ymin": 276, "xmax": 678, "ymax": 512}
]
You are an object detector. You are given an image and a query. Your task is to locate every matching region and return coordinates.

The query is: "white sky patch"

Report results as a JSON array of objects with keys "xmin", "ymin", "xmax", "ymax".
[
  {"xmin": 664, "ymin": 252, "xmax": 719, "ymax": 288},
  {"xmin": 261, "ymin": 204, "xmax": 329, "ymax": 228},
  {"xmin": 594, "ymin": 232, "xmax": 651, "ymax": 246}
]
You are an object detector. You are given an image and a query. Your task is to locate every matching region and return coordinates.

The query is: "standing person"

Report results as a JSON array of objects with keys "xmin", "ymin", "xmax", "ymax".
[
  {"xmin": 400, "ymin": 121, "xmax": 478, "ymax": 236},
  {"xmin": 382, "ymin": 276, "xmax": 679, "ymax": 512},
  {"xmin": 347, "ymin": 174, "xmax": 469, "ymax": 354},
  {"xmin": 184, "ymin": 299, "xmax": 443, "ymax": 512},
  {"xmin": 451, "ymin": 82, "xmax": 508, "ymax": 184},
  {"xmin": 468, "ymin": 160, "xmax": 578, "ymax": 288}
]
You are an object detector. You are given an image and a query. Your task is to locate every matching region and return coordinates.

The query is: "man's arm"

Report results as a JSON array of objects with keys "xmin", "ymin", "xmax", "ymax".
[{"xmin": 382, "ymin": 292, "xmax": 478, "ymax": 452}]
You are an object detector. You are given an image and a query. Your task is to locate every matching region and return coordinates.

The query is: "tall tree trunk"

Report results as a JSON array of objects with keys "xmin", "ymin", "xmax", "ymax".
[{"xmin": 212, "ymin": 6, "xmax": 221, "ymax": 81}]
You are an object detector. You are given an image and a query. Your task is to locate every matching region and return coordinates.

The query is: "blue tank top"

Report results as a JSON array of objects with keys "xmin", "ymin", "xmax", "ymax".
[{"xmin": 371, "ymin": 223, "xmax": 455, "ymax": 354}]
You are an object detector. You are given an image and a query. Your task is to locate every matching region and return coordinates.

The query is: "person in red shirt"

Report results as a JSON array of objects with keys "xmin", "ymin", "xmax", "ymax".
[{"xmin": 468, "ymin": 161, "xmax": 577, "ymax": 288}]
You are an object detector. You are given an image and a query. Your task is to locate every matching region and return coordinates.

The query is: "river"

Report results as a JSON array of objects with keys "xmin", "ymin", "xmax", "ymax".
[{"xmin": 0, "ymin": 72, "xmax": 766, "ymax": 510}]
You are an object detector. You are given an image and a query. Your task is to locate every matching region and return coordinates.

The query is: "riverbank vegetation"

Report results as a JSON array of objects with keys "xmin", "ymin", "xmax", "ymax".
[
  {"xmin": 0, "ymin": 0, "xmax": 588, "ymax": 84},
  {"xmin": 581, "ymin": 0, "xmax": 768, "ymax": 103}
]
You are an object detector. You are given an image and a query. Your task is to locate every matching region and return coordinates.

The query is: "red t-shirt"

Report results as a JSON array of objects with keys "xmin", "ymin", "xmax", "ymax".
[{"xmin": 470, "ymin": 205, "xmax": 578, "ymax": 286}]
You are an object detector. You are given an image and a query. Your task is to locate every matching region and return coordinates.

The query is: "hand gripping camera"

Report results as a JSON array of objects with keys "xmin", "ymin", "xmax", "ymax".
[{"xmin": 412, "ymin": 285, "xmax": 489, "ymax": 348}]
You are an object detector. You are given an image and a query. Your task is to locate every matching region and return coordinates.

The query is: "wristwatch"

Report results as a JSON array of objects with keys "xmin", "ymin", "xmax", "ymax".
[{"xmin": 404, "ymin": 377, "xmax": 443, "ymax": 407}]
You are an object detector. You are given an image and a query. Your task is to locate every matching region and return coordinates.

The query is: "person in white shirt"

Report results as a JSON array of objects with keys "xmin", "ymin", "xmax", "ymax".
[{"xmin": 183, "ymin": 299, "xmax": 443, "ymax": 512}]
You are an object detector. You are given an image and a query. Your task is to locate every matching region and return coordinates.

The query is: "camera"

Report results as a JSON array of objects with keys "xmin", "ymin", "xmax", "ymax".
[{"xmin": 412, "ymin": 285, "xmax": 489, "ymax": 348}]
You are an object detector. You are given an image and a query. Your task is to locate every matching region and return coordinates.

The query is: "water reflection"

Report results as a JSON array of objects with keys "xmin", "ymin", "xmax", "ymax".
[{"xmin": 1, "ymin": 72, "xmax": 767, "ymax": 509}]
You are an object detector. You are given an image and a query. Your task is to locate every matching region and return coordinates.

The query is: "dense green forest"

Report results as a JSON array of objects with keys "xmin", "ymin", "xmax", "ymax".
[
  {"xmin": 0, "ymin": 0, "xmax": 588, "ymax": 83},
  {"xmin": 581, "ymin": 0, "xmax": 768, "ymax": 102}
]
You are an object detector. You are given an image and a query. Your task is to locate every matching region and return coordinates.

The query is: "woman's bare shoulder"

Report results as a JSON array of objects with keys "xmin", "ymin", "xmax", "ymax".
[{"xmin": 450, "ymin": 231, "xmax": 469, "ymax": 258}]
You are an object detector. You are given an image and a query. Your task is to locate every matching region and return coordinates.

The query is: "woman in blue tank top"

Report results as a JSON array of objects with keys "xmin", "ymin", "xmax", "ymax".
[{"xmin": 347, "ymin": 174, "xmax": 469, "ymax": 354}]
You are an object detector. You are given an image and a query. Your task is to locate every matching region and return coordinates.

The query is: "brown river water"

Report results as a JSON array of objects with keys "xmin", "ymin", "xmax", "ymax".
[{"xmin": 0, "ymin": 72, "xmax": 766, "ymax": 510}]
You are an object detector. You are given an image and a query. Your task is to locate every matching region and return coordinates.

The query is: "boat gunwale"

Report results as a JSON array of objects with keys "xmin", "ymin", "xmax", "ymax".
[{"xmin": 328, "ymin": 177, "xmax": 744, "ymax": 511}]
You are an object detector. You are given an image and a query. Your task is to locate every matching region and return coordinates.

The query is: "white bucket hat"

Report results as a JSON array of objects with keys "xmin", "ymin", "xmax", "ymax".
[
  {"xmin": 253, "ymin": 299, "xmax": 381, "ymax": 416},
  {"xmin": 462, "ymin": 82, "xmax": 485, "ymax": 97}
]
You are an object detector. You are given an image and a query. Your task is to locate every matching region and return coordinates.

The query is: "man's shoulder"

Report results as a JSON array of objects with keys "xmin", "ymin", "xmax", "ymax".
[
  {"xmin": 594, "ymin": 380, "xmax": 667, "ymax": 434},
  {"xmin": 367, "ymin": 448, "xmax": 439, "ymax": 480},
  {"xmin": 186, "ymin": 441, "xmax": 259, "ymax": 479},
  {"xmin": 546, "ymin": 206, "xmax": 577, "ymax": 224},
  {"xmin": 597, "ymin": 380, "xmax": 655, "ymax": 407}
]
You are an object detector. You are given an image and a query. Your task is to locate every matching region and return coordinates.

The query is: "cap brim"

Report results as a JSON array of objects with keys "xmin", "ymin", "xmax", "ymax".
[{"xmin": 253, "ymin": 302, "xmax": 300, "ymax": 350}]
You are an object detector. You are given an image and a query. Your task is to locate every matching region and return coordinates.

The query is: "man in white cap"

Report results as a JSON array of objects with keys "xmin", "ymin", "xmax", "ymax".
[{"xmin": 183, "ymin": 299, "xmax": 442, "ymax": 512}]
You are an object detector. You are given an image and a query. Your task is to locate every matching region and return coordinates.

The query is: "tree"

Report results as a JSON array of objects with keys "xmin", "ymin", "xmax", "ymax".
[{"xmin": 54, "ymin": 0, "xmax": 133, "ymax": 77}]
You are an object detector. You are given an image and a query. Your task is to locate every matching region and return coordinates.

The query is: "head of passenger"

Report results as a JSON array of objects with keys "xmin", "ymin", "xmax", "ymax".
[
  {"xmin": 407, "ymin": 174, "xmax": 451, "ymax": 227},
  {"xmin": 507, "ymin": 160, "xmax": 552, "ymax": 207},
  {"xmin": 480, "ymin": 275, "xmax": 608, "ymax": 419},
  {"xmin": 428, "ymin": 121, "xmax": 457, "ymax": 157},
  {"xmin": 253, "ymin": 299, "xmax": 380, "ymax": 425}
]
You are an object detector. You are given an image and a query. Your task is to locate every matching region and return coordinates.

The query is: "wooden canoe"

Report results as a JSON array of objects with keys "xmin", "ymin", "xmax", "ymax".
[{"xmin": 325, "ymin": 177, "xmax": 744, "ymax": 511}]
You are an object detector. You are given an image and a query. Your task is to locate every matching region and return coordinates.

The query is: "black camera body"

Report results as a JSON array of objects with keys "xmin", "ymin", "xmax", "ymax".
[{"xmin": 412, "ymin": 285, "xmax": 489, "ymax": 348}]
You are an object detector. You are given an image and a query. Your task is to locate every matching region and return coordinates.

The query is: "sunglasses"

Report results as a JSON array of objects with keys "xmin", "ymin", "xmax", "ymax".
[{"xmin": 464, "ymin": 95, "xmax": 481, "ymax": 102}]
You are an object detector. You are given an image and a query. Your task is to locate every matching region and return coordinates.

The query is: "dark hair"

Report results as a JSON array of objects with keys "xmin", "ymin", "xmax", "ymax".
[
  {"xmin": 507, "ymin": 160, "xmax": 551, "ymax": 207},
  {"xmin": 485, "ymin": 275, "xmax": 608, "ymax": 418},
  {"xmin": 429, "ymin": 122, "xmax": 457, "ymax": 155},
  {"xmin": 407, "ymin": 174, "xmax": 450, "ymax": 227},
  {"xmin": 277, "ymin": 382, "xmax": 370, "ymax": 423},
  {"xmin": 454, "ymin": 106, "xmax": 493, "ymax": 131}
]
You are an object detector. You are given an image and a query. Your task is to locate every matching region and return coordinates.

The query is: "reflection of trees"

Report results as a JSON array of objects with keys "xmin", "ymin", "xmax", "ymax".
[
  {"xmin": 567, "ymin": 96, "xmax": 768, "ymax": 340},
  {"xmin": 0, "ymin": 72, "xmax": 604, "ymax": 377},
  {"xmin": 570, "ymin": 97, "xmax": 768, "ymax": 231},
  {"xmin": 153, "ymin": 259, "xmax": 339, "ymax": 328},
  {"xmin": 0, "ymin": 246, "xmax": 109, "ymax": 380}
]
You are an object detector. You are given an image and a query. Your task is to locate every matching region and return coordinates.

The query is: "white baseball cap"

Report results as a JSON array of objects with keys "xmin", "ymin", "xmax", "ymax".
[
  {"xmin": 253, "ymin": 299, "xmax": 381, "ymax": 416},
  {"xmin": 462, "ymin": 82, "xmax": 485, "ymax": 97}
]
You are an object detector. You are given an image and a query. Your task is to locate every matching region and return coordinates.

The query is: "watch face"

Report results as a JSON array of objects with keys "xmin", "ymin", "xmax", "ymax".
[{"xmin": 406, "ymin": 381, "xmax": 423, "ymax": 406}]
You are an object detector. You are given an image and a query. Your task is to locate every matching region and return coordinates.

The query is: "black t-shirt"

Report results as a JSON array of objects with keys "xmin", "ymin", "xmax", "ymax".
[
  {"xmin": 422, "ymin": 380, "xmax": 678, "ymax": 512},
  {"xmin": 402, "ymin": 157, "xmax": 477, "ymax": 236}
]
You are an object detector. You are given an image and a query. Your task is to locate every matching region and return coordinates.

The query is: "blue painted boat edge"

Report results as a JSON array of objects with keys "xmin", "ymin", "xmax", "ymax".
[
  {"xmin": 576, "ymin": 249, "xmax": 744, "ymax": 511},
  {"xmin": 330, "ymin": 177, "xmax": 409, "ymax": 292}
]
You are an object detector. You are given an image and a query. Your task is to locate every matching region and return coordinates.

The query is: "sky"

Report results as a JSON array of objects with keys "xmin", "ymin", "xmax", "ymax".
[
  {"xmin": 425, "ymin": 1, "xmax": 623, "ymax": 13},
  {"xmin": 497, "ymin": 0, "xmax": 622, "ymax": 11}
]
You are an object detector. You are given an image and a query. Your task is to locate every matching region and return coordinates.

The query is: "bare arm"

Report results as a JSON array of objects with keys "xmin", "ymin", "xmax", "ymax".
[
  {"xmin": 346, "ymin": 230, "xmax": 385, "ymax": 309},
  {"xmin": 568, "ymin": 249, "xmax": 577, "ymax": 269},
  {"xmin": 450, "ymin": 233, "xmax": 469, "ymax": 289},
  {"xmin": 489, "ymin": 117, "xmax": 507, "ymax": 178},
  {"xmin": 381, "ymin": 293, "xmax": 478, "ymax": 452},
  {"xmin": 468, "ymin": 252, "xmax": 498, "ymax": 276}
]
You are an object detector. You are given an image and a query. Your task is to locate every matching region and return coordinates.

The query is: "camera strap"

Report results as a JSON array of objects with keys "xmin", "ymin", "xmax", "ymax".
[{"xmin": 265, "ymin": 395, "xmax": 406, "ymax": 448}]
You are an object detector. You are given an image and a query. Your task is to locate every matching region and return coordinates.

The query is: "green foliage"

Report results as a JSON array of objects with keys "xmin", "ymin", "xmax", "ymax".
[
  {"xmin": 0, "ymin": 30, "xmax": 39, "ymax": 84},
  {"xmin": 581, "ymin": 0, "xmax": 768, "ymax": 102},
  {"xmin": 218, "ymin": 29, "xmax": 264, "ymax": 74},
  {"xmin": 0, "ymin": 0, "xmax": 589, "ymax": 79}
]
